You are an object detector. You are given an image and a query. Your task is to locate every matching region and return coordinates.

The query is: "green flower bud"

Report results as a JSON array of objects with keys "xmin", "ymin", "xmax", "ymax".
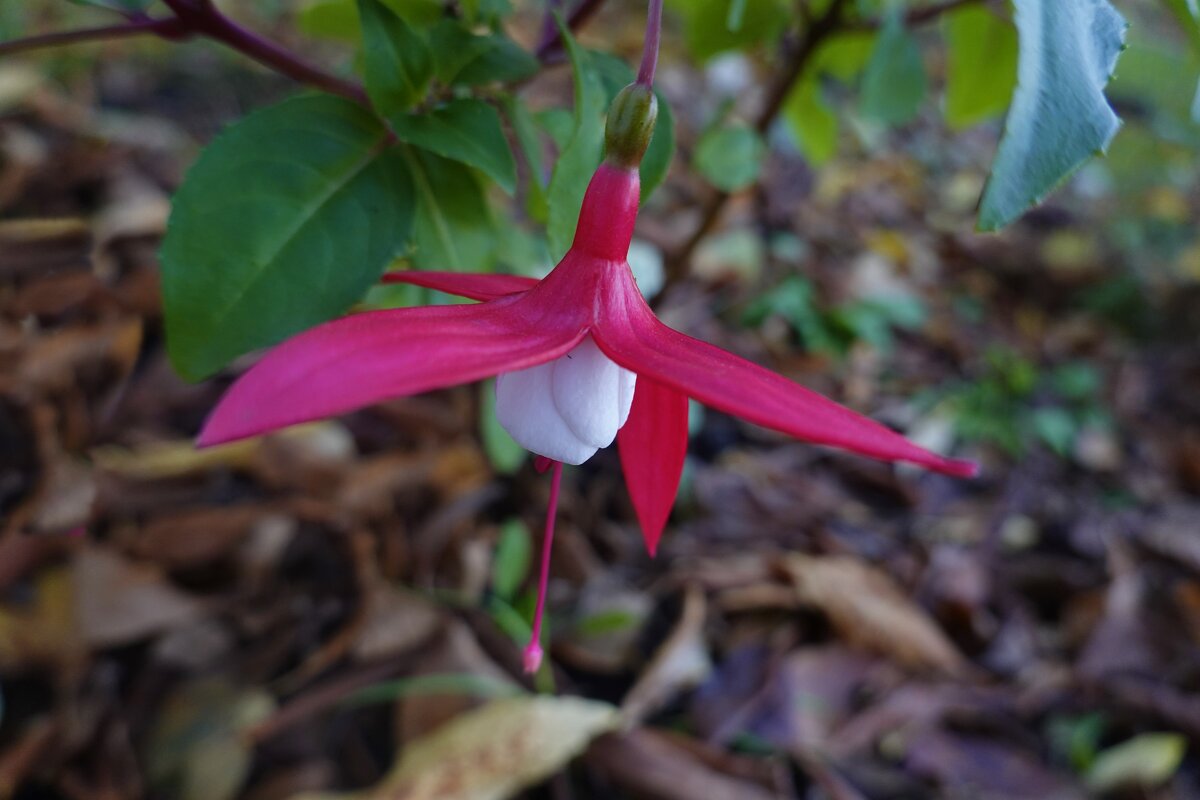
[{"xmin": 604, "ymin": 83, "xmax": 658, "ymax": 168}]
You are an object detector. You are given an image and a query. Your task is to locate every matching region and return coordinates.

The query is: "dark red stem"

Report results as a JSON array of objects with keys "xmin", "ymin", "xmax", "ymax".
[
  {"xmin": 161, "ymin": 0, "xmax": 368, "ymax": 104},
  {"xmin": 536, "ymin": 0, "xmax": 609, "ymax": 61},
  {"xmin": 0, "ymin": 17, "xmax": 188, "ymax": 58},
  {"xmin": 1, "ymin": 0, "xmax": 367, "ymax": 105}
]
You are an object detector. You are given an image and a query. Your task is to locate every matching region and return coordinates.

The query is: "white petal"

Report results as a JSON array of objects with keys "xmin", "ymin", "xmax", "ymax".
[
  {"xmin": 617, "ymin": 368, "xmax": 637, "ymax": 427},
  {"xmin": 496, "ymin": 363, "xmax": 597, "ymax": 465},
  {"xmin": 552, "ymin": 337, "xmax": 625, "ymax": 448}
]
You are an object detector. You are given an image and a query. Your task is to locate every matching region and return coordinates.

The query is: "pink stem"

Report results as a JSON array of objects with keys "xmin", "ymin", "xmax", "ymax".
[
  {"xmin": 636, "ymin": 0, "xmax": 663, "ymax": 87},
  {"xmin": 523, "ymin": 460, "xmax": 564, "ymax": 674}
]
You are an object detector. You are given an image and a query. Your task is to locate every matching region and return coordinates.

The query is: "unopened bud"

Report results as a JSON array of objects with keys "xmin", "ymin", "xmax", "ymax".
[{"xmin": 604, "ymin": 83, "xmax": 657, "ymax": 168}]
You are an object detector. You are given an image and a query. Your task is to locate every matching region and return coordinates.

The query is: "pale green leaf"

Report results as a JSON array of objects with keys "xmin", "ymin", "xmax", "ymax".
[
  {"xmin": 389, "ymin": 99, "xmax": 517, "ymax": 193},
  {"xmin": 693, "ymin": 123, "xmax": 765, "ymax": 191},
  {"xmin": 944, "ymin": 4, "xmax": 1018, "ymax": 128},
  {"xmin": 667, "ymin": 0, "xmax": 790, "ymax": 61},
  {"xmin": 491, "ymin": 518, "xmax": 532, "ymax": 599},
  {"xmin": 860, "ymin": 14, "xmax": 927, "ymax": 125},
  {"xmin": 1086, "ymin": 733, "xmax": 1187, "ymax": 793},
  {"xmin": 162, "ymin": 95, "xmax": 414, "ymax": 380},
  {"xmin": 978, "ymin": 0, "xmax": 1127, "ymax": 231},
  {"xmin": 782, "ymin": 72, "xmax": 838, "ymax": 163}
]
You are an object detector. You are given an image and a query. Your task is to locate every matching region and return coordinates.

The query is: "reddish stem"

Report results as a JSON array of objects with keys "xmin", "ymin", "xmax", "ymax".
[
  {"xmin": 1, "ymin": 0, "xmax": 367, "ymax": 106},
  {"xmin": 0, "ymin": 17, "xmax": 188, "ymax": 58},
  {"xmin": 162, "ymin": 0, "xmax": 368, "ymax": 104},
  {"xmin": 636, "ymin": 0, "xmax": 664, "ymax": 87},
  {"xmin": 523, "ymin": 460, "xmax": 564, "ymax": 674}
]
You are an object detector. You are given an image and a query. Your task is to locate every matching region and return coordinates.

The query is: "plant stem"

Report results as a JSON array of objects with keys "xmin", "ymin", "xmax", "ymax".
[
  {"xmin": 637, "ymin": 0, "xmax": 664, "ymax": 87},
  {"xmin": 0, "ymin": 18, "xmax": 187, "ymax": 59},
  {"xmin": 536, "ymin": 0, "xmax": 609, "ymax": 61},
  {"xmin": 0, "ymin": 0, "xmax": 367, "ymax": 106},
  {"xmin": 161, "ymin": 0, "xmax": 368, "ymax": 104}
]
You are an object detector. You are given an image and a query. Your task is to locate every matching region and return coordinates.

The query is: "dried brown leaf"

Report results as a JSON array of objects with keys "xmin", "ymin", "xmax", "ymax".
[
  {"xmin": 297, "ymin": 696, "xmax": 618, "ymax": 800},
  {"xmin": 782, "ymin": 554, "xmax": 966, "ymax": 675}
]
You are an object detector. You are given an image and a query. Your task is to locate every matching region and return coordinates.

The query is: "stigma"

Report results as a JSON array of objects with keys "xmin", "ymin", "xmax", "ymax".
[{"xmin": 496, "ymin": 336, "xmax": 636, "ymax": 464}]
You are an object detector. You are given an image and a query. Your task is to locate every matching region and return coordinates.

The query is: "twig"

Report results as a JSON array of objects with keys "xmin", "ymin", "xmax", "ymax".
[
  {"xmin": 0, "ymin": 18, "xmax": 187, "ymax": 59},
  {"xmin": 161, "ymin": 0, "xmax": 369, "ymax": 104},
  {"xmin": 0, "ymin": 0, "xmax": 367, "ymax": 105}
]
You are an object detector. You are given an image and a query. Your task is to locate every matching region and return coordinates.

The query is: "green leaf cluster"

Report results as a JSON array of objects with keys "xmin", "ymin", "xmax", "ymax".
[
  {"xmin": 742, "ymin": 275, "xmax": 926, "ymax": 358},
  {"xmin": 930, "ymin": 349, "xmax": 1112, "ymax": 458}
]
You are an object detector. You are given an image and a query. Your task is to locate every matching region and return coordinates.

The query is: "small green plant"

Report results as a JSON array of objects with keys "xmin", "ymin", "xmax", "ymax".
[
  {"xmin": 927, "ymin": 349, "xmax": 1112, "ymax": 458},
  {"xmin": 742, "ymin": 275, "xmax": 926, "ymax": 358}
]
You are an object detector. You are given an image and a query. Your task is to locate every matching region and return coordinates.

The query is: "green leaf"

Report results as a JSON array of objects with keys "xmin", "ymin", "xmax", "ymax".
[
  {"xmin": 545, "ymin": 23, "xmax": 606, "ymax": 261},
  {"xmin": 358, "ymin": 0, "xmax": 433, "ymax": 116},
  {"xmin": 978, "ymin": 0, "xmax": 1127, "ymax": 232},
  {"xmin": 299, "ymin": 0, "xmax": 362, "ymax": 41},
  {"xmin": 667, "ymin": 0, "xmax": 790, "ymax": 61},
  {"xmin": 1032, "ymin": 406, "xmax": 1077, "ymax": 456},
  {"xmin": 162, "ymin": 95, "xmax": 413, "ymax": 381},
  {"xmin": 491, "ymin": 518, "xmax": 532, "ymax": 600},
  {"xmin": 587, "ymin": 51, "xmax": 677, "ymax": 200},
  {"xmin": 1086, "ymin": 733, "xmax": 1186, "ymax": 793},
  {"xmin": 693, "ymin": 123, "xmax": 765, "ymax": 191},
  {"xmin": 460, "ymin": 0, "xmax": 514, "ymax": 24},
  {"xmin": 944, "ymin": 4, "xmax": 1018, "ymax": 129},
  {"xmin": 860, "ymin": 14, "xmax": 928, "ymax": 125},
  {"xmin": 402, "ymin": 146, "xmax": 496, "ymax": 270},
  {"xmin": 389, "ymin": 99, "xmax": 517, "ymax": 193},
  {"xmin": 782, "ymin": 72, "xmax": 838, "ymax": 163},
  {"xmin": 429, "ymin": 21, "xmax": 540, "ymax": 86},
  {"xmin": 302, "ymin": 0, "xmax": 441, "ymax": 39},
  {"xmin": 504, "ymin": 97, "xmax": 550, "ymax": 220},
  {"xmin": 481, "ymin": 380, "xmax": 526, "ymax": 474}
]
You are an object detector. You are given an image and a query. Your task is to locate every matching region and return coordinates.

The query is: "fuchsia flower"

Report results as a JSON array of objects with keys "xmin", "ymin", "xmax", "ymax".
[{"xmin": 198, "ymin": 32, "xmax": 975, "ymax": 672}]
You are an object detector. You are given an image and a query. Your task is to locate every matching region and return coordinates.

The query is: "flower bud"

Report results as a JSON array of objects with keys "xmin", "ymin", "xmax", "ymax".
[{"xmin": 604, "ymin": 83, "xmax": 657, "ymax": 168}]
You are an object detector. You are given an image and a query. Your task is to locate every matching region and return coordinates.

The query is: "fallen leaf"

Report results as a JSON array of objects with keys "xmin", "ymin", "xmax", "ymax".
[
  {"xmin": 297, "ymin": 696, "xmax": 618, "ymax": 800},
  {"xmin": 146, "ymin": 678, "xmax": 276, "ymax": 800},
  {"xmin": 73, "ymin": 547, "xmax": 202, "ymax": 648},
  {"xmin": 782, "ymin": 554, "xmax": 967, "ymax": 675},
  {"xmin": 586, "ymin": 728, "xmax": 779, "ymax": 800},
  {"xmin": 1085, "ymin": 732, "xmax": 1186, "ymax": 794},
  {"xmin": 621, "ymin": 585, "xmax": 712, "ymax": 724}
]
